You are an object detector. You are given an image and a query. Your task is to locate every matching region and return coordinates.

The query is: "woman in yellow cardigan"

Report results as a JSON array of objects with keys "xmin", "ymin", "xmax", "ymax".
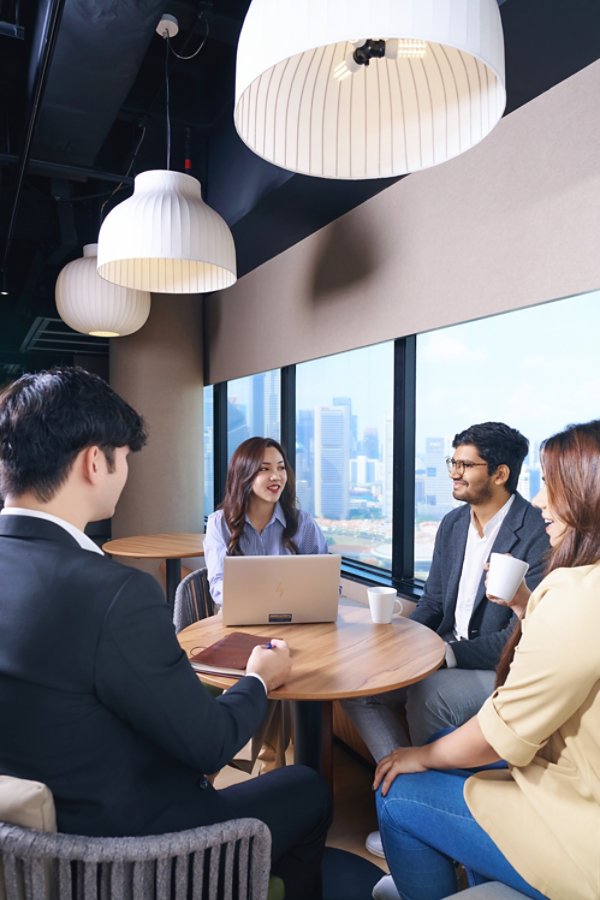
[{"xmin": 373, "ymin": 419, "xmax": 600, "ymax": 900}]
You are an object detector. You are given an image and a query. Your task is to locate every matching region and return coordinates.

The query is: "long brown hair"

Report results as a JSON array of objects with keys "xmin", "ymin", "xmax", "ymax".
[
  {"xmin": 496, "ymin": 420, "xmax": 600, "ymax": 686},
  {"xmin": 220, "ymin": 437, "xmax": 299, "ymax": 556}
]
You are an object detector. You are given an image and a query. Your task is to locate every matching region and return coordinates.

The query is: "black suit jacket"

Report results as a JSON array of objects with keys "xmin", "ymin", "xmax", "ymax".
[
  {"xmin": 410, "ymin": 492, "xmax": 549, "ymax": 669},
  {"xmin": 0, "ymin": 515, "xmax": 268, "ymax": 837}
]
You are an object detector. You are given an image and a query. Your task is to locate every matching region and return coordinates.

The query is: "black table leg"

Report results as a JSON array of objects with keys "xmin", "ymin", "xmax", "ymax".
[
  {"xmin": 292, "ymin": 700, "xmax": 333, "ymax": 786},
  {"xmin": 165, "ymin": 558, "xmax": 182, "ymax": 608}
]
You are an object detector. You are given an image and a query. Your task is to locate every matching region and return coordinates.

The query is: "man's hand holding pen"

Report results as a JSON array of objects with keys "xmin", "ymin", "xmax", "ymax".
[{"xmin": 246, "ymin": 638, "xmax": 291, "ymax": 691}]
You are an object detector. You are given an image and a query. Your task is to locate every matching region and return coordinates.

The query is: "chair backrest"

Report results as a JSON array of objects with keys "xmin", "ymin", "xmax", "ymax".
[
  {"xmin": 0, "ymin": 816, "xmax": 272, "ymax": 900},
  {"xmin": 173, "ymin": 566, "xmax": 216, "ymax": 633}
]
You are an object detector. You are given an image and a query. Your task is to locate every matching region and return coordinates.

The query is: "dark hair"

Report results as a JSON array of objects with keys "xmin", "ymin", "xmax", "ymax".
[
  {"xmin": 453, "ymin": 422, "xmax": 529, "ymax": 494},
  {"xmin": 496, "ymin": 420, "xmax": 600, "ymax": 687},
  {"xmin": 0, "ymin": 367, "xmax": 146, "ymax": 502},
  {"xmin": 221, "ymin": 437, "xmax": 299, "ymax": 556},
  {"xmin": 540, "ymin": 420, "xmax": 600, "ymax": 570}
]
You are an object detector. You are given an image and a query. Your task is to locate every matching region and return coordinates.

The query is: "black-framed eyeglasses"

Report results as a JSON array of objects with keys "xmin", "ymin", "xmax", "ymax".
[{"xmin": 445, "ymin": 457, "xmax": 488, "ymax": 475}]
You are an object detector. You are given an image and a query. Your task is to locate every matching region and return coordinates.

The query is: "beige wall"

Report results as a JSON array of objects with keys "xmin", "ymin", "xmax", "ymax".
[
  {"xmin": 109, "ymin": 293, "xmax": 204, "ymax": 581},
  {"xmin": 206, "ymin": 61, "xmax": 600, "ymax": 384}
]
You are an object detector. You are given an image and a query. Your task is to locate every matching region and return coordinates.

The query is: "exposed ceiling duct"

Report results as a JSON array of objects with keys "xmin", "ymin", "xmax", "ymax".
[{"xmin": 30, "ymin": 0, "xmax": 166, "ymax": 169}]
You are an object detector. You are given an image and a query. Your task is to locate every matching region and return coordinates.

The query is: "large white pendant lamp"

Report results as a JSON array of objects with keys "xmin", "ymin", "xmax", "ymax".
[
  {"xmin": 234, "ymin": 0, "xmax": 506, "ymax": 179},
  {"xmin": 55, "ymin": 244, "xmax": 151, "ymax": 338},
  {"xmin": 96, "ymin": 170, "xmax": 237, "ymax": 293}
]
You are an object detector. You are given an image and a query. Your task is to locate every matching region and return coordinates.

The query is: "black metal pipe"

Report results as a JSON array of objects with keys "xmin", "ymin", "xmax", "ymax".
[
  {"xmin": 1, "ymin": 0, "xmax": 66, "ymax": 274},
  {"xmin": 0, "ymin": 152, "xmax": 134, "ymax": 186}
]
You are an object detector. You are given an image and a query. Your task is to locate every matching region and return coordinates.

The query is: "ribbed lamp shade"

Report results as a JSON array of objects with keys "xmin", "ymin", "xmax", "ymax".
[
  {"xmin": 235, "ymin": 0, "xmax": 506, "ymax": 179},
  {"xmin": 55, "ymin": 244, "xmax": 151, "ymax": 338},
  {"xmin": 97, "ymin": 170, "xmax": 237, "ymax": 293}
]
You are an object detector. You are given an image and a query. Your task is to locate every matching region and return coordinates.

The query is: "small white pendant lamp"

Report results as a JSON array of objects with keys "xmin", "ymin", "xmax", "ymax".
[
  {"xmin": 234, "ymin": 0, "xmax": 506, "ymax": 179},
  {"xmin": 96, "ymin": 170, "xmax": 236, "ymax": 293},
  {"xmin": 55, "ymin": 244, "xmax": 151, "ymax": 338}
]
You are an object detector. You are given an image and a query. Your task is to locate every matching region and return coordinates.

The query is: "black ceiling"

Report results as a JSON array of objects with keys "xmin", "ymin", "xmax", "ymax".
[{"xmin": 0, "ymin": 0, "xmax": 599, "ymax": 377}]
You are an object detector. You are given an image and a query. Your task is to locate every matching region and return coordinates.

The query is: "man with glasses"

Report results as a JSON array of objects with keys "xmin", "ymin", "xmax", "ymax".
[{"xmin": 343, "ymin": 421, "xmax": 548, "ymax": 860}]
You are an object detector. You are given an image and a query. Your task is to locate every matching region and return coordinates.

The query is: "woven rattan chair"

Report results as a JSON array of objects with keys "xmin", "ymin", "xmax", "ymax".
[
  {"xmin": 173, "ymin": 567, "xmax": 216, "ymax": 634},
  {"xmin": 0, "ymin": 817, "xmax": 271, "ymax": 900}
]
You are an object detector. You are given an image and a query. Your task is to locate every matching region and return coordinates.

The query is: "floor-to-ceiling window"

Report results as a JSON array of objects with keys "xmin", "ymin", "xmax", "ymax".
[{"xmin": 207, "ymin": 290, "xmax": 600, "ymax": 593}]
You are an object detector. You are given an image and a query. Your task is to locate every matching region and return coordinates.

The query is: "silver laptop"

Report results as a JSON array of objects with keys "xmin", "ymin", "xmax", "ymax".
[{"xmin": 222, "ymin": 554, "xmax": 341, "ymax": 626}]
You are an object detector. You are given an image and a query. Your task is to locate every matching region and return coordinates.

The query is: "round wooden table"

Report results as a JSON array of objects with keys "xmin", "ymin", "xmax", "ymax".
[
  {"xmin": 178, "ymin": 598, "xmax": 445, "ymax": 782},
  {"xmin": 103, "ymin": 533, "xmax": 204, "ymax": 607}
]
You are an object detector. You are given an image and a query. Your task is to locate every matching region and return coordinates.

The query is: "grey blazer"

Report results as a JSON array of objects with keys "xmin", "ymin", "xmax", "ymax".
[{"xmin": 410, "ymin": 492, "xmax": 549, "ymax": 670}]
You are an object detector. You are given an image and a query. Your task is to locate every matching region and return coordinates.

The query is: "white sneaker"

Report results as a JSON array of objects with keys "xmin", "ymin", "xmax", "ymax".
[
  {"xmin": 365, "ymin": 830, "xmax": 385, "ymax": 858},
  {"xmin": 372, "ymin": 874, "xmax": 401, "ymax": 900}
]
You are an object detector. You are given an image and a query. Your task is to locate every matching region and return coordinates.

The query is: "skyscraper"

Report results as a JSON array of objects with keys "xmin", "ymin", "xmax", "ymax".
[
  {"xmin": 314, "ymin": 405, "xmax": 350, "ymax": 519},
  {"xmin": 422, "ymin": 436, "xmax": 455, "ymax": 517},
  {"xmin": 263, "ymin": 370, "xmax": 279, "ymax": 439}
]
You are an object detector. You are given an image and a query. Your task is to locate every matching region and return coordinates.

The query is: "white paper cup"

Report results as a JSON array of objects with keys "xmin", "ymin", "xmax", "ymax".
[
  {"xmin": 486, "ymin": 553, "xmax": 529, "ymax": 603},
  {"xmin": 367, "ymin": 587, "xmax": 403, "ymax": 624}
]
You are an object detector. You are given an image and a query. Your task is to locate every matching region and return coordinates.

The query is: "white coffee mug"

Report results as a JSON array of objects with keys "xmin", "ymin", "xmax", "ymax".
[
  {"xmin": 367, "ymin": 586, "xmax": 403, "ymax": 624},
  {"xmin": 486, "ymin": 553, "xmax": 529, "ymax": 603}
]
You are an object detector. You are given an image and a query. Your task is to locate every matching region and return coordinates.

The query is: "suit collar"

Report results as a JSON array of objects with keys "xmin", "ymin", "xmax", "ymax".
[
  {"xmin": 470, "ymin": 492, "xmax": 528, "ymax": 613},
  {"xmin": 448, "ymin": 493, "xmax": 528, "ymax": 615},
  {"xmin": 491, "ymin": 492, "xmax": 528, "ymax": 553},
  {"xmin": 0, "ymin": 513, "xmax": 84, "ymax": 550},
  {"xmin": 448, "ymin": 506, "xmax": 471, "ymax": 601},
  {"xmin": 1, "ymin": 507, "xmax": 102, "ymax": 554}
]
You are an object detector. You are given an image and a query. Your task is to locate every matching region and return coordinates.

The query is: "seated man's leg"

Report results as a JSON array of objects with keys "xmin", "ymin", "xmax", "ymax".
[
  {"xmin": 340, "ymin": 688, "xmax": 409, "ymax": 762},
  {"xmin": 376, "ymin": 770, "xmax": 546, "ymax": 900},
  {"xmin": 219, "ymin": 764, "xmax": 332, "ymax": 900},
  {"xmin": 405, "ymin": 668, "xmax": 495, "ymax": 746}
]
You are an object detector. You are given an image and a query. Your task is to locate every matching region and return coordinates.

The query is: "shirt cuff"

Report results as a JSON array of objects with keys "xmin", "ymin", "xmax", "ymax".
[
  {"xmin": 477, "ymin": 695, "xmax": 543, "ymax": 766},
  {"xmin": 444, "ymin": 642, "xmax": 458, "ymax": 668},
  {"xmin": 245, "ymin": 672, "xmax": 268, "ymax": 694}
]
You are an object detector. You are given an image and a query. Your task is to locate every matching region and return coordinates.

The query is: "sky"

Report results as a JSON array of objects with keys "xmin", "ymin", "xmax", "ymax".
[{"xmin": 416, "ymin": 289, "xmax": 600, "ymax": 453}]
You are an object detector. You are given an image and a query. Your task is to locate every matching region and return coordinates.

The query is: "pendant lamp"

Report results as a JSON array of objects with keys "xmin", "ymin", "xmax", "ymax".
[
  {"xmin": 234, "ymin": 0, "xmax": 506, "ymax": 179},
  {"xmin": 55, "ymin": 244, "xmax": 151, "ymax": 338},
  {"xmin": 97, "ymin": 170, "xmax": 237, "ymax": 293}
]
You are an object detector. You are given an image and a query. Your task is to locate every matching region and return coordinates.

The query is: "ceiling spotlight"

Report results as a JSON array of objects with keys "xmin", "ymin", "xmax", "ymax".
[
  {"xmin": 0, "ymin": 269, "xmax": 8, "ymax": 296},
  {"xmin": 334, "ymin": 36, "xmax": 427, "ymax": 81}
]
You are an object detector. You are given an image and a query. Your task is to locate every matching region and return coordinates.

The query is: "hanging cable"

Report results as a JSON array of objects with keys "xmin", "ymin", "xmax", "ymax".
[
  {"xmin": 99, "ymin": 124, "xmax": 147, "ymax": 227},
  {"xmin": 168, "ymin": 10, "xmax": 209, "ymax": 61},
  {"xmin": 165, "ymin": 35, "xmax": 172, "ymax": 170}
]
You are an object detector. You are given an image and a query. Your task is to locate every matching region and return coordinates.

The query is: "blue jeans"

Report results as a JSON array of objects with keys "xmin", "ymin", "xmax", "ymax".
[{"xmin": 376, "ymin": 769, "xmax": 547, "ymax": 900}]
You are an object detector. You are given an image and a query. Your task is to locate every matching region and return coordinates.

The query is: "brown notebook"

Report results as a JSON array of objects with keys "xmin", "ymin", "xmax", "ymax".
[{"xmin": 189, "ymin": 631, "xmax": 273, "ymax": 677}]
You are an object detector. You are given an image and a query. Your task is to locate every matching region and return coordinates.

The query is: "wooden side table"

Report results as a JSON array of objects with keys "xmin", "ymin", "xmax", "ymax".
[{"xmin": 103, "ymin": 532, "xmax": 204, "ymax": 607}]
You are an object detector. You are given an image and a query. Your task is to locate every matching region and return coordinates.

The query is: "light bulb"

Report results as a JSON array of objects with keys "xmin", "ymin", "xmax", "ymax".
[{"xmin": 386, "ymin": 38, "xmax": 428, "ymax": 59}]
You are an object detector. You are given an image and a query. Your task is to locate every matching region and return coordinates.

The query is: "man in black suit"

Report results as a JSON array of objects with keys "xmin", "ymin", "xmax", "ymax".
[
  {"xmin": 343, "ymin": 422, "xmax": 549, "ymax": 858},
  {"xmin": 0, "ymin": 367, "xmax": 330, "ymax": 900}
]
